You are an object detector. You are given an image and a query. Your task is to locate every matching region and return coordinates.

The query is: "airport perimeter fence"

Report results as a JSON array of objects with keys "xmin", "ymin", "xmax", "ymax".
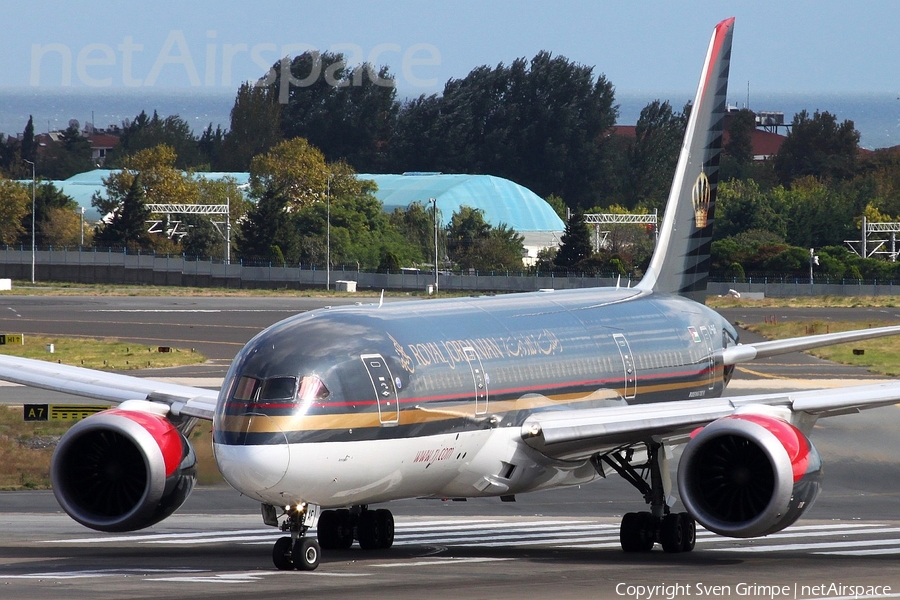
[
  {"xmin": 2, "ymin": 247, "xmax": 900, "ymax": 297},
  {"xmin": 0, "ymin": 247, "xmax": 618, "ymax": 292}
]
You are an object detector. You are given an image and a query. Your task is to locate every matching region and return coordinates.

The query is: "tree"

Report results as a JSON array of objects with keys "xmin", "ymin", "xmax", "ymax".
[
  {"xmin": 93, "ymin": 175, "xmax": 152, "ymax": 250},
  {"xmin": 775, "ymin": 176, "xmax": 860, "ymax": 248},
  {"xmin": 387, "ymin": 51, "xmax": 617, "ymax": 209},
  {"xmin": 93, "ymin": 145, "xmax": 200, "ymax": 251},
  {"xmin": 554, "ymin": 211, "xmax": 592, "ymax": 269},
  {"xmin": 19, "ymin": 182, "xmax": 80, "ymax": 247},
  {"xmin": 239, "ymin": 138, "xmax": 391, "ymax": 266},
  {"xmin": 625, "ymin": 100, "xmax": 687, "ymax": 210},
  {"xmin": 219, "ymin": 82, "xmax": 282, "ymax": 171},
  {"xmin": 197, "ymin": 124, "xmax": 225, "ymax": 170},
  {"xmin": 584, "ymin": 204, "xmax": 655, "ymax": 268},
  {"xmin": 544, "ymin": 194, "xmax": 567, "ymax": 221},
  {"xmin": 720, "ymin": 108, "xmax": 756, "ymax": 181},
  {"xmin": 20, "ymin": 116, "xmax": 35, "ymax": 165},
  {"xmin": 387, "ymin": 201, "xmax": 438, "ymax": 266},
  {"xmin": 236, "ymin": 187, "xmax": 296, "ymax": 262},
  {"xmin": 387, "ymin": 94, "xmax": 443, "ymax": 173},
  {"xmin": 41, "ymin": 207, "xmax": 83, "ymax": 247},
  {"xmin": 267, "ymin": 52, "xmax": 398, "ymax": 171},
  {"xmin": 40, "ymin": 124, "xmax": 94, "ymax": 179},
  {"xmin": 191, "ymin": 176, "xmax": 248, "ymax": 259},
  {"xmin": 0, "ymin": 178, "xmax": 30, "ymax": 244},
  {"xmin": 446, "ymin": 206, "xmax": 523, "ymax": 271},
  {"xmin": 179, "ymin": 213, "xmax": 221, "ymax": 258},
  {"xmin": 248, "ymin": 138, "xmax": 330, "ymax": 209},
  {"xmin": 774, "ymin": 110, "xmax": 860, "ymax": 185},
  {"xmin": 107, "ymin": 111, "xmax": 202, "ymax": 169},
  {"xmin": 98, "ymin": 145, "xmax": 198, "ymax": 215},
  {"xmin": 714, "ymin": 179, "xmax": 788, "ymax": 241}
]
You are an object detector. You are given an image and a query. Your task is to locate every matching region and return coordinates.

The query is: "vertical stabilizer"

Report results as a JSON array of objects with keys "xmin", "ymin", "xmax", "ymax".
[{"xmin": 637, "ymin": 18, "xmax": 734, "ymax": 300}]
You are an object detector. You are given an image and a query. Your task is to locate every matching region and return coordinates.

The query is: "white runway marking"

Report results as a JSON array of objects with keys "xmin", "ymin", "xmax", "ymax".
[
  {"xmin": 2, "ymin": 568, "xmax": 204, "ymax": 579},
  {"xmin": 87, "ymin": 309, "xmax": 300, "ymax": 313},
  {"xmin": 376, "ymin": 557, "xmax": 513, "ymax": 568},
  {"xmin": 31, "ymin": 519, "xmax": 900, "ymax": 558}
]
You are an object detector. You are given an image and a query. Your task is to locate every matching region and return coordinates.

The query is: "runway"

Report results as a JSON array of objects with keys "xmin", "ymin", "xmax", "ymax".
[{"xmin": 1, "ymin": 295, "xmax": 900, "ymax": 598}]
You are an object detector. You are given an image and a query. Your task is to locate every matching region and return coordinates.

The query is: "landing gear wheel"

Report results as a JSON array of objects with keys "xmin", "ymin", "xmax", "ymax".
[
  {"xmin": 335, "ymin": 509, "xmax": 354, "ymax": 549},
  {"xmin": 375, "ymin": 509, "xmax": 395, "ymax": 549},
  {"xmin": 620, "ymin": 511, "xmax": 654, "ymax": 552},
  {"xmin": 317, "ymin": 510, "xmax": 340, "ymax": 549},
  {"xmin": 679, "ymin": 512, "xmax": 696, "ymax": 552},
  {"xmin": 358, "ymin": 510, "xmax": 381, "ymax": 550},
  {"xmin": 318, "ymin": 509, "xmax": 354, "ymax": 550},
  {"xmin": 660, "ymin": 513, "xmax": 684, "ymax": 553},
  {"xmin": 272, "ymin": 536, "xmax": 294, "ymax": 570},
  {"xmin": 293, "ymin": 537, "xmax": 321, "ymax": 571}
]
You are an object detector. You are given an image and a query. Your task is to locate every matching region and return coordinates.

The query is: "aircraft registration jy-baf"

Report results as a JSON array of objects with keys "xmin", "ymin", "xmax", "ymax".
[{"xmin": 3, "ymin": 17, "xmax": 900, "ymax": 571}]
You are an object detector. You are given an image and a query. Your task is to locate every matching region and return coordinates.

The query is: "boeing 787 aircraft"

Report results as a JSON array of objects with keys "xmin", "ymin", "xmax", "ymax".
[{"xmin": 3, "ymin": 18, "xmax": 900, "ymax": 571}]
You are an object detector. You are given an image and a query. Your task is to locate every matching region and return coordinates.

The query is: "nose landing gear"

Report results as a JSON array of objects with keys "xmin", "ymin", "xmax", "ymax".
[
  {"xmin": 271, "ymin": 503, "xmax": 321, "ymax": 571},
  {"xmin": 268, "ymin": 503, "xmax": 396, "ymax": 570}
]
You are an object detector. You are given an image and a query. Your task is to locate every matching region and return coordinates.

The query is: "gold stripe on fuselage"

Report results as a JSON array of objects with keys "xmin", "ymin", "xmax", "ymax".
[{"xmin": 217, "ymin": 374, "xmax": 722, "ymax": 434}]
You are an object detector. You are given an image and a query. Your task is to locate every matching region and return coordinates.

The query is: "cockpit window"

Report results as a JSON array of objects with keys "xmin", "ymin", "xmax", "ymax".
[
  {"xmin": 259, "ymin": 376, "xmax": 297, "ymax": 401},
  {"xmin": 233, "ymin": 376, "xmax": 259, "ymax": 401},
  {"xmin": 298, "ymin": 375, "xmax": 330, "ymax": 401},
  {"xmin": 229, "ymin": 374, "xmax": 328, "ymax": 405}
]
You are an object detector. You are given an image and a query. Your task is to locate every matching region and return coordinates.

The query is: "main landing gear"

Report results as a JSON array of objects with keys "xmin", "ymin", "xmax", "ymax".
[
  {"xmin": 592, "ymin": 441, "xmax": 696, "ymax": 554},
  {"xmin": 317, "ymin": 506, "xmax": 395, "ymax": 551},
  {"xmin": 269, "ymin": 504, "xmax": 395, "ymax": 570}
]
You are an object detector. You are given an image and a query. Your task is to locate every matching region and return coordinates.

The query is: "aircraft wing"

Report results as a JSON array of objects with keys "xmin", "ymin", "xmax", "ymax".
[
  {"xmin": 721, "ymin": 324, "xmax": 900, "ymax": 364},
  {"xmin": 521, "ymin": 380, "xmax": 900, "ymax": 461},
  {"xmin": 0, "ymin": 354, "xmax": 218, "ymax": 420}
]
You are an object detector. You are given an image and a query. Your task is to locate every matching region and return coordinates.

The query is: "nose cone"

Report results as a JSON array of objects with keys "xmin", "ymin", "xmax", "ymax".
[{"xmin": 213, "ymin": 414, "xmax": 290, "ymax": 497}]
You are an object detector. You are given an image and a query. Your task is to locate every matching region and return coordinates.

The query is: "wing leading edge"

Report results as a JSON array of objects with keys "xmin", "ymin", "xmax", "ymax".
[
  {"xmin": 521, "ymin": 380, "xmax": 900, "ymax": 461},
  {"xmin": 0, "ymin": 354, "xmax": 217, "ymax": 420},
  {"xmin": 721, "ymin": 324, "xmax": 900, "ymax": 364},
  {"xmin": 522, "ymin": 324, "xmax": 900, "ymax": 461}
]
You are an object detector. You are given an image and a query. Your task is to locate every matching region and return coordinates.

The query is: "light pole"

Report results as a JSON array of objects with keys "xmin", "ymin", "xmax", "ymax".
[
  {"xmin": 224, "ymin": 194, "xmax": 231, "ymax": 265},
  {"xmin": 429, "ymin": 197, "xmax": 438, "ymax": 294},
  {"xmin": 326, "ymin": 176, "xmax": 331, "ymax": 291},
  {"xmin": 79, "ymin": 206, "xmax": 85, "ymax": 246},
  {"xmin": 23, "ymin": 159, "xmax": 35, "ymax": 283}
]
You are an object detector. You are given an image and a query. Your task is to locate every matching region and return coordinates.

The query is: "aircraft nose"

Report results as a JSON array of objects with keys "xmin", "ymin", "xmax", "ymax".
[{"xmin": 213, "ymin": 414, "xmax": 290, "ymax": 494}]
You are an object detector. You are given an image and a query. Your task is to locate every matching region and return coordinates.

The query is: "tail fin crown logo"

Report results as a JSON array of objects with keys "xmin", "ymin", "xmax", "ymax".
[{"xmin": 692, "ymin": 172, "xmax": 711, "ymax": 228}]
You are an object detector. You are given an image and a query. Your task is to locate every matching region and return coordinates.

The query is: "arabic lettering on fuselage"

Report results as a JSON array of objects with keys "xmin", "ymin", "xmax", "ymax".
[{"xmin": 388, "ymin": 330, "xmax": 563, "ymax": 373}]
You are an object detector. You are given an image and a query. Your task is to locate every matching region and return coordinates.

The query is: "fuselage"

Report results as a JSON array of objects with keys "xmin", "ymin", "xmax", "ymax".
[{"xmin": 212, "ymin": 287, "xmax": 738, "ymax": 508}]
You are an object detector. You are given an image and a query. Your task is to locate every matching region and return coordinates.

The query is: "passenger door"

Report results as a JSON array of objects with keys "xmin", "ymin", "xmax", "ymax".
[
  {"xmin": 462, "ymin": 346, "xmax": 489, "ymax": 415},
  {"xmin": 360, "ymin": 354, "xmax": 400, "ymax": 424},
  {"xmin": 613, "ymin": 333, "xmax": 637, "ymax": 399}
]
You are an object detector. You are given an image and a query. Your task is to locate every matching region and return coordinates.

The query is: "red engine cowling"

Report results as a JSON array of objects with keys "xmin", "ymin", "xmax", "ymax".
[
  {"xmin": 677, "ymin": 413, "xmax": 822, "ymax": 538},
  {"xmin": 51, "ymin": 408, "xmax": 197, "ymax": 532}
]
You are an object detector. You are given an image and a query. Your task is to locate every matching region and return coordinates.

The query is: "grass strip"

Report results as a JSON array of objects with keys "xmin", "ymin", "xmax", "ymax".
[{"xmin": 743, "ymin": 319, "xmax": 900, "ymax": 376}]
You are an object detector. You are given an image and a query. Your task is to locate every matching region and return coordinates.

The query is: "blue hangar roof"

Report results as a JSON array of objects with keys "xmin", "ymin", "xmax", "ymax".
[
  {"xmin": 43, "ymin": 170, "xmax": 563, "ymax": 233},
  {"xmin": 39, "ymin": 169, "xmax": 251, "ymax": 221},
  {"xmin": 360, "ymin": 173, "xmax": 564, "ymax": 232}
]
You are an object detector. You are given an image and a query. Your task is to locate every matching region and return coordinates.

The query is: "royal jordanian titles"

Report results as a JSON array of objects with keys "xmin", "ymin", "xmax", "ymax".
[{"xmin": 3, "ymin": 18, "xmax": 900, "ymax": 571}]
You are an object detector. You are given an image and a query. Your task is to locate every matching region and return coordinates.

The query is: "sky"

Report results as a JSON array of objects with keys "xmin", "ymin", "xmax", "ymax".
[{"xmin": 2, "ymin": 0, "xmax": 899, "ymax": 100}]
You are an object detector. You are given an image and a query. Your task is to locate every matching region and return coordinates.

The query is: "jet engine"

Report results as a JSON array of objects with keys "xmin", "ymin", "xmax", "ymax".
[
  {"xmin": 677, "ymin": 413, "xmax": 822, "ymax": 538},
  {"xmin": 51, "ymin": 407, "xmax": 197, "ymax": 532}
]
